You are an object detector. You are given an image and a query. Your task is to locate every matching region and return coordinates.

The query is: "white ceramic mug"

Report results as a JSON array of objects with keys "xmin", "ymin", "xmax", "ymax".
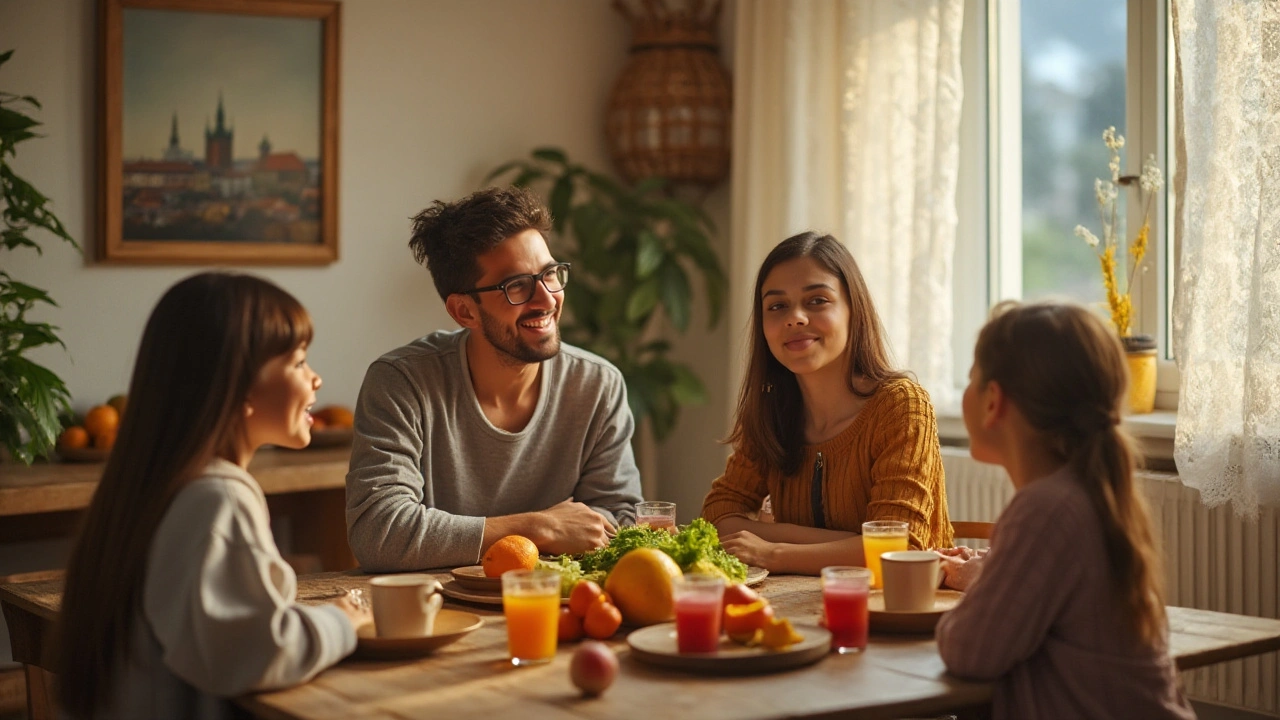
[
  {"xmin": 370, "ymin": 575, "xmax": 444, "ymax": 638},
  {"xmin": 880, "ymin": 551, "xmax": 941, "ymax": 613}
]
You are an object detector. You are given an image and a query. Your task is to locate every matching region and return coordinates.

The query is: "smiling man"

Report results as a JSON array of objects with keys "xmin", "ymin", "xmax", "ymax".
[{"xmin": 345, "ymin": 187, "xmax": 642, "ymax": 571}]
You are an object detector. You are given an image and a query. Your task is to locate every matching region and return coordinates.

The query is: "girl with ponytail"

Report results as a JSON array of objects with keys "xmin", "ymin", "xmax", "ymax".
[{"xmin": 935, "ymin": 302, "xmax": 1193, "ymax": 719}]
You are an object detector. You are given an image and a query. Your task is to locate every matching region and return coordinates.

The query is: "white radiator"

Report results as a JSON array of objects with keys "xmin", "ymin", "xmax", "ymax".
[{"xmin": 941, "ymin": 446, "xmax": 1280, "ymax": 716}]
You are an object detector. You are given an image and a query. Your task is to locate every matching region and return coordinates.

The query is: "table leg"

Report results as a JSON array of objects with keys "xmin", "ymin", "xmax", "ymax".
[{"xmin": 24, "ymin": 665, "xmax": 56, "ymax": 720}]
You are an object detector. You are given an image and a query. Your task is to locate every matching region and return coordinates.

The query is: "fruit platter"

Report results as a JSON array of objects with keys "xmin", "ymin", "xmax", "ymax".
[{"xmin": 442, "ymin": 519, "xmax": 809, "ymax": 668}]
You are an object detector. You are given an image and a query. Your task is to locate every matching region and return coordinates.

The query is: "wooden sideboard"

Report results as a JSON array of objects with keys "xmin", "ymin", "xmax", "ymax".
[{"xmin": 0, "ymin": 447, "xmax": 355, "ymax": 572}]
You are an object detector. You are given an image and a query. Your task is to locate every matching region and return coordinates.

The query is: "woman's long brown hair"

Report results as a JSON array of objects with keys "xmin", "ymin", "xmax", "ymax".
[
  {"xmin": 975, "ymin": 301, "xmax": 1167, "ymax": 647},
  {"xmin": 726, "ymin": 232, "xmax": 906, "ymax": 475},
  {"xmin": 57, "ymin": 273, "xmax": 313, "ymax": 717}
]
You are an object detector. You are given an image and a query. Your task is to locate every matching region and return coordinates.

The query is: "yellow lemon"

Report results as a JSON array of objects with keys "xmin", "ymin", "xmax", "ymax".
[{"xmin": 603, "ymin": 548, "xmax": 682, "ymax": 626}]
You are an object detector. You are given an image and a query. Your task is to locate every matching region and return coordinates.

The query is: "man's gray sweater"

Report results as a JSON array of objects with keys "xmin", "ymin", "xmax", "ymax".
[{"xmin": 345, "ymin": 329, "xmax": 643, "ymax": 571}]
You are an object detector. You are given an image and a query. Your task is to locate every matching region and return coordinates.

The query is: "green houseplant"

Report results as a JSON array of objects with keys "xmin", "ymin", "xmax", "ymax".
[
  {"xmin": 0, "ymin": 50, "xmax": 79, "ymax": 463},
  {"xmin": 486, "ymin": 148, "xmax": 726, "ymax": 440}
]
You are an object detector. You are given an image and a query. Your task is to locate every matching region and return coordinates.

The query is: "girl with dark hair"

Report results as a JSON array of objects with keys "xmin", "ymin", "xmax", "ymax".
[
  {"xmin": 57, "ymin": 272, "xmax": 369, "ymax": 719},
  {"xmin": 935, "ymin": 302, "xmax": 1193, "ymax": 719},
  {"xmin": 700, "ymin": 232, "xmax": 952, "ymax": 575}
]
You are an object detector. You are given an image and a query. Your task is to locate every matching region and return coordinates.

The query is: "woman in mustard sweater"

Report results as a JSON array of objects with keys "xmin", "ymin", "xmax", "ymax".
[{"xmin": 701, "ymin": 232, "xmax": 952, "ymax": 575}]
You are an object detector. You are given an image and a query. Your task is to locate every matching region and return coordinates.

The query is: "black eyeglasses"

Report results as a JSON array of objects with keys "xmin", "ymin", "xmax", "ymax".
[{"xmin": 468, "ymin": 263, "xmax": 571, "ymax": 305}]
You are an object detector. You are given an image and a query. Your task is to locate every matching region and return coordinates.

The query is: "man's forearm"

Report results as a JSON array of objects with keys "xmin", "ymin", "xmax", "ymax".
[
  {"xmin": 482, "ymin": 513, "xmax": 546, "ymax": 551},
  {"xmin": 348, "ymin": 508, "xmax": 486, "ymax": 571}
]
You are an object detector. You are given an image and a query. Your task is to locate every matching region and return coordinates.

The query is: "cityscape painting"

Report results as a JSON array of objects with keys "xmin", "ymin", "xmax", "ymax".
[{"xmin": 99, "ymin": 0, "xmax": 340, "ymax": 264}]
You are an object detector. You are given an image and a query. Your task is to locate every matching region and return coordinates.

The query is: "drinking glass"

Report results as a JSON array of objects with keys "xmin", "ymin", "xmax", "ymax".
[
  {"xmin": 822, "ymin": 566, "xmax": 872, "ymax": 653},
  {"xmin": 636, "ymin": 501, "xmax": 677, "ymax": 532},
  {"xmin": 501, "ymin": 569, "xmax": 561, "ymax": 665},
  {"xmin": 861, "ymin": 520, "xmax": 909, "ymax": 589},
  {"xmin": 673, "ymin": 574, "xmax": 725, "ymax": 653}
]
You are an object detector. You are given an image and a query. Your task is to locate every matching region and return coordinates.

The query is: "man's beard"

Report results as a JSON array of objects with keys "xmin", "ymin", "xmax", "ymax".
[{"xmin": 478, "ymin": 306, "xmax": 561, "ymax": 365}]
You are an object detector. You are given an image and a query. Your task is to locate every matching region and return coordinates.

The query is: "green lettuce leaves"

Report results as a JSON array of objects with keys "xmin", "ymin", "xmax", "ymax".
[{"xmin": 539, "ymin": 518, "xmax": 746, "ymax": 596}]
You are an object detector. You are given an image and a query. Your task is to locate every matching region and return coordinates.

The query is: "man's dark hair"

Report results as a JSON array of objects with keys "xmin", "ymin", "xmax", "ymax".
[{"xmin": 409, "ymin": 186, "xmax": 553, "ymax": 301}]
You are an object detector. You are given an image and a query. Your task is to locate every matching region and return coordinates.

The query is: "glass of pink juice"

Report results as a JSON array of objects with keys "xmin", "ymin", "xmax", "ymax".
[
  {"xmin": 821, "ymin": 566, "xmax": 871, "ymax": 654},
  {"xmin": 636, "ymin": 501, "xmax": 677, "ymax": 532},
  {"xmin": 672, "ymin": 574, "xmax": 724, "ymax": 653}
]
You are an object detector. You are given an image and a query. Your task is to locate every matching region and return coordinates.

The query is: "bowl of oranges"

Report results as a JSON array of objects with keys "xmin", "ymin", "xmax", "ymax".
[
  {"xmin": 57, "ymin": 395, "xmax": 126, "ymax": 463},
  {"xmin": 305, "ymin": 405, "xmax": 355, "ymax": 449}
]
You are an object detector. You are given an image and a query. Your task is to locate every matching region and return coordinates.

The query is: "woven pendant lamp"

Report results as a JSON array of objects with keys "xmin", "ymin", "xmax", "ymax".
[{"xmin": 605, "ymin": 0, "xmax": 731, "ymax": 187}]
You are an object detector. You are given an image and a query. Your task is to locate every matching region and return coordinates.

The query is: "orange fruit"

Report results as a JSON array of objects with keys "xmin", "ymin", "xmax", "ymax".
[
  {"xmin": 558, "ymin": 606, "xmax": 585, "ymax": 642},
  {"xmin": 83, "ymin": 405, "xmax": 119, "ymax": 442},
  {"xmin": 481, "ymin": 535, "xmax": 539, "ymax": 578},
  {"xmin": 314, "ymin": 405, "xmax": 354, "ymax": 428},
  {"xmin": 760, "ymin": 616, "xmax": 804, "ymax": 649},
  {"xmin": 311, "ymin": 416, "xmax": 329, "ymax": 431},
  {"xmin": 723, "ymin": 600, "xmax": 774, "ymax": 642},
  {"xmin": 603, "ymin": 548, "xmax": 683, "ymax": 626},
  {"xmin": 94, "ymin": 428, "xmax": 118, "ymax": 451},
  {"xmin": 58, "ymin": 426, "xmax": 90, "ymax": 450},
  {"xmin": 722, "ymin": 583, "xmax": 761, "ymax": 607},
  {"xmin": 106, "ymin": 394, "xmax": 128, "ymax": 417},
  {"xmin": 569, "ymin": 580, "xmax": 604, "ymax": 618},
  {"xmin": 582, "ymin": 595, "xmax": 623, "ymax": 639}
]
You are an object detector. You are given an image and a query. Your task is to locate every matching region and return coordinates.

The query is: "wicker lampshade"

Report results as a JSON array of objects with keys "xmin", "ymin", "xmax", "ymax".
[{"xmin": 605, "ymin": 0, "xmax": 731, "ymax": 187}]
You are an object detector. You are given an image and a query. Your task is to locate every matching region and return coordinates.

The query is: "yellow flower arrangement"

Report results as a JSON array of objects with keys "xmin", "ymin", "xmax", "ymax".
[{"xmin": 1074, "ymin": 127, "xmax": 1163, "ymax": 338}]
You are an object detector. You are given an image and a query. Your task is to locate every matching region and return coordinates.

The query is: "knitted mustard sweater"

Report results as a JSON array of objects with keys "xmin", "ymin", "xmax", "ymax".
[{"xmin": 701, "ymin": 378, "xmax": 953, "ymax": 550}]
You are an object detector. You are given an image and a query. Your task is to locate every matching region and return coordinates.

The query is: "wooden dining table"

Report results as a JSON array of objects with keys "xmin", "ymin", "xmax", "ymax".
[{"xmin": 5, "ymin": 569, "xmax": 1280, "ymax": 720}]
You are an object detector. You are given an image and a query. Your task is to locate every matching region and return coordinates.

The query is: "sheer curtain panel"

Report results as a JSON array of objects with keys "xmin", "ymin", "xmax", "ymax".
[
  {"xmin": 1173, "ymin": 0, "xmax": 1280, "ymax": 515},
  {"xmin": 729, "ymin": 0, "xmax": 965, "ymax": 407}
]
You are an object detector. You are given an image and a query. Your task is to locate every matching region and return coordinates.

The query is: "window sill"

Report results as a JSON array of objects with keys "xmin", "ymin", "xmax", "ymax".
[{"xmin": 936, "ymin": 408, "xmax": 1177, "ymax": 471}]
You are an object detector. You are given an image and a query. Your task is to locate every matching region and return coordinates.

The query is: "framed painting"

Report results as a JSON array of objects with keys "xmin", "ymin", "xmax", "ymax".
[{"xmin": 99, "ymin": 0, "xmax": 340, "ymax": 264}]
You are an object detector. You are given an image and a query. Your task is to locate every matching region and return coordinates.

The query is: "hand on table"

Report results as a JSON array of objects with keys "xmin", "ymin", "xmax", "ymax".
[
  {"xmin": 332, "ymin": 588, "xmax": 372, "ymax": 630},
  {"xmin": 934, "ymin": 546, "xmax": 987, "ymax": 591},
  {"xmin": 720, "ymin": 530, "xmax": 777, "ymax": 569},
  {"xmin": 535, "ymin": 499, "xmax": 614, "ymax": 555},
  {"xmin": 936, "ymin": 546, "xmax": 978, "ymax": 561}
]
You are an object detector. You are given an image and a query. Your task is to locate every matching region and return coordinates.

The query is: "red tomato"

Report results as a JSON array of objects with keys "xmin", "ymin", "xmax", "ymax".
[
  {"xmin": 583, "ymin": 596, "xmax": 623, "ymax": 639},
  {"xmin": 558, "ymin": 605, "xmax": 585, "ymax": 642},
  {"xmin": 569, "ymin": 580, "xmax": 603, "ymax": 618}
]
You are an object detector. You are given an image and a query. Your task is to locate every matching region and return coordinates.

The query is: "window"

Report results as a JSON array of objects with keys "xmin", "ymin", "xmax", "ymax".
[
  {"xmin": 954, "ymin": 0, "xmax": 1177, "ymax": 409},
  {"xmin": 1020, "ymin": 0, "xmax": 1126, "ymax": 304}
]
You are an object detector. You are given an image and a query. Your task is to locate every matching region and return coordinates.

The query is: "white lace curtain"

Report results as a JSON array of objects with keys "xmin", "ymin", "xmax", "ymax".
[
  {"xmin": 729, "ymin": 0, "xmax": 964, "ymax": 408},
  {"xmin": 1173, "ymin": 0, "xmax": 1280, "ymax": 515}
]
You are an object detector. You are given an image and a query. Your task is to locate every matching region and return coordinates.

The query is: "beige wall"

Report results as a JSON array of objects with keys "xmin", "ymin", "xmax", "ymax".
[{"xmin": 0, "ymin": 0, "xmax": 735, "ymax": 518}]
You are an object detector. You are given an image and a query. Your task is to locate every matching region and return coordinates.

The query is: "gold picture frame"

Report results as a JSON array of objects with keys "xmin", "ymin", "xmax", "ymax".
[{"xmin": 99, "ymin": 0, "xmax": 340, "ymax": 264}]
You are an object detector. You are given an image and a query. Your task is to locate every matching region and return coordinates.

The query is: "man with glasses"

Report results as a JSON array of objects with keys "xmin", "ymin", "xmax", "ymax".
[{"xmin": 346, "ymin": 186, "xmax": 643, "ymax": 571}]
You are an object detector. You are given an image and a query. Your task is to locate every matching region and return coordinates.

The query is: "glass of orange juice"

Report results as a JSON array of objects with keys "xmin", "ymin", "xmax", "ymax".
[
  {"xmin": 861, "ymin": 520, "xmax": 909, "ymax": 589},
  {"xmin": 502, "ymin": 569, "xmax": 562, "ymax": 666}
]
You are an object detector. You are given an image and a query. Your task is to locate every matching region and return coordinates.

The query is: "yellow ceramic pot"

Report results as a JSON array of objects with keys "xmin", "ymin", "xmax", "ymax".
[{"xmin": 1122, "ymin": 335, "xmax": 1157, "ymax": 414}]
